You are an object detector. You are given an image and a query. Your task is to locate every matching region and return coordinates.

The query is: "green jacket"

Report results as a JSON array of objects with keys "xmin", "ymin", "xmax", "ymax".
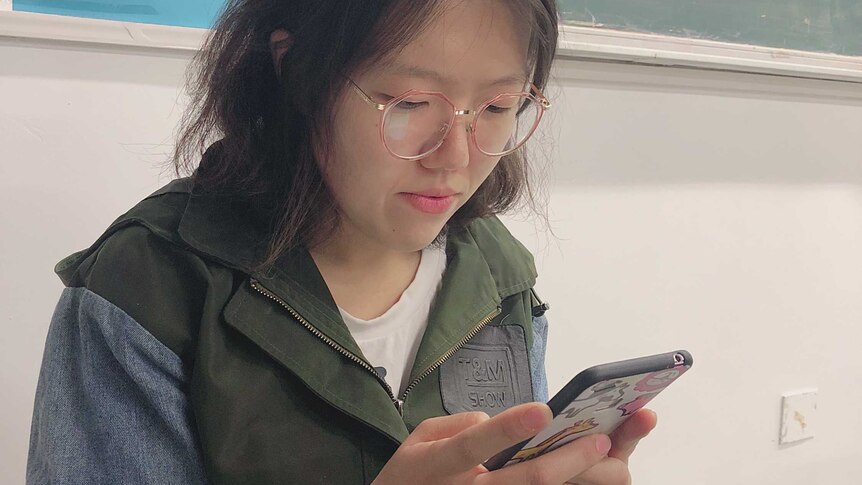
[{"xmin": 29, "ymin": 175, "xmax": 550, "ymax": 484}]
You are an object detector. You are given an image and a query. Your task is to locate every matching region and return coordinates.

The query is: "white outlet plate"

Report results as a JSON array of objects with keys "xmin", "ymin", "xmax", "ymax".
[{"xmin": 780, "ymin": 389, "xmax": 817, "ymax": 444}]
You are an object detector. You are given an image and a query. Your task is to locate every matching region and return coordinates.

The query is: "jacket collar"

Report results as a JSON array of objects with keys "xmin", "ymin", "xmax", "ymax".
[
  {"xmin": 172, "ymin": 176, "xmax": 537, "ymax": 295},
  {"xmin": 174, "ymin": 181, "xmax": 537, "ymax": 363}
]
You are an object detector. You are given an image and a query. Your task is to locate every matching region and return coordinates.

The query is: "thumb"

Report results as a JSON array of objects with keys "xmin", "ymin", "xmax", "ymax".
[{"xmin": 404, "ymin": 411, "xmax": 490, "ymax": 445}]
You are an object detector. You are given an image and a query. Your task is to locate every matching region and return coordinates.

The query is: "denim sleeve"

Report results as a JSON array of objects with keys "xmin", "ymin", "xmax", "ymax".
[
  {"xmin": 27, "ymin": 287, "xmax": 208, "ymax": 485},
  {"xmin": 528, "ymin": 314, "xmax": 549, "ymax": 403}
]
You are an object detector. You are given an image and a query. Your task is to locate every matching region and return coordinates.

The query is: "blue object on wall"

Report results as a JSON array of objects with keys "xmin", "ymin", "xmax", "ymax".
[{"xmin": 13, "ymin": 0, "xmax": 225, "ymax": 29}]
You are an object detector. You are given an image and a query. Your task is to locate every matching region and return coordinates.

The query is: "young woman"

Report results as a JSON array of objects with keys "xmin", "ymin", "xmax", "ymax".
[{"xmin": 28, "ymin": 0, "xmax": 657, "ymax": 483}]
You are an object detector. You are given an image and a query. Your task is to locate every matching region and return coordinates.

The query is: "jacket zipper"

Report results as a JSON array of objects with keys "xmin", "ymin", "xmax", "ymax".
[
  {"xmin": 397, "ymin": 306, "xmax": 501, "ymax": 406},
  {"xmin": 250, "ymin": 278, "xmax": 501, "ymax": 417},
  {"xmin": 249, "ymin": 278, "xmax": 401, "ymax": 412}
]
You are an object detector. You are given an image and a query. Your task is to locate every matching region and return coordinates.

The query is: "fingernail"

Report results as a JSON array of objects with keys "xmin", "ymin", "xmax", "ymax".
[
  {"xmin": 595, "ymin": 435, "xmax": 611, "ymax": 455},
  {"xmin": 521, "ymin": 406, "xmax": 547, "ymax": 432}
]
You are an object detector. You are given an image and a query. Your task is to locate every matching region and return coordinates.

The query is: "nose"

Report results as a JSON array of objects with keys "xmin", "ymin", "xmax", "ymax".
[{"xmin": 419, "ymin": 116, "xmax": 471, "ymax": 171}]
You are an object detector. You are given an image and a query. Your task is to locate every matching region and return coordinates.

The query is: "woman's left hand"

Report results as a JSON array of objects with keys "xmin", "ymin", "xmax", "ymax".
[{"xmin": 566, "ymin": 409, "xmax": 658, "ymax": 485}]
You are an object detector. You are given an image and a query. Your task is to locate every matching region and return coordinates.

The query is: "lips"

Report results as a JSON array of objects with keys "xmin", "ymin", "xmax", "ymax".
[
  {"xmin": 409, "ymin": 189, "xmax": 459, "ymax": 197},
  {"xmin": 399, "ymin": 191, "xmax": 459, "ymax": 214}
]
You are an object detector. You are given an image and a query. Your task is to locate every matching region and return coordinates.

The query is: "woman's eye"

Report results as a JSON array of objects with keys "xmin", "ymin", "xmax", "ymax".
[
  {"xmin": 485, "ymin": 104, "xmax": 513, "ymax": 115},
  {"xmin": 394, "ymin": 100, "xmax": 428, "ymax": 110}
]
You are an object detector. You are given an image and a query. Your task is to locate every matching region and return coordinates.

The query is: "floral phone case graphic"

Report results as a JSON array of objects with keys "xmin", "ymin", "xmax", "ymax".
[{"xmin": 484, "ymin": 350, "xmax": 693, "ymax": 470}]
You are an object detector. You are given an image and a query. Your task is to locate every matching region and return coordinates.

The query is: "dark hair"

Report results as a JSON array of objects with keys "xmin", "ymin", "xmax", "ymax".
[{"xmin": 173, "ymin": 0, "xmax": 558, "ymax": 269}]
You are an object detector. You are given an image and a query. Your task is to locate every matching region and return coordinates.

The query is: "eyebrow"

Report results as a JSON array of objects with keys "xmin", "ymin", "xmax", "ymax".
[{"xmin": 385, "ymin": 61, "xmax": 528, "ymax": 89}]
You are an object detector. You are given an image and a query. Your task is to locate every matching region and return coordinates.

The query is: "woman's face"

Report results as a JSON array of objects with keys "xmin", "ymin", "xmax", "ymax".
[{"xmin": 321, "ymin": 0, "xmax": 530, "ymax": 253}]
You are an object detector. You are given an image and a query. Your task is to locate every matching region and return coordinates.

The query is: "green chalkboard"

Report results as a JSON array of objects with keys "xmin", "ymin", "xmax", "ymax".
[{"xmin": 559, "ymin": 0, "xmax": 862, "ymax": 57}]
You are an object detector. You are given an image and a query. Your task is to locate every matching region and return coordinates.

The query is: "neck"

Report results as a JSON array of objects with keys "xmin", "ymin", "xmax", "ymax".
[{"xmin": 310, "ymin": 228, "xmax": 423, "ymax": 320}]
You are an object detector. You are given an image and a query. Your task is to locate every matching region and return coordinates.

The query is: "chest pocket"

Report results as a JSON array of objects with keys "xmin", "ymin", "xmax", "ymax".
[{"xmin": 440, "ymin": 324, "xmax": 534, "ymax": 417}]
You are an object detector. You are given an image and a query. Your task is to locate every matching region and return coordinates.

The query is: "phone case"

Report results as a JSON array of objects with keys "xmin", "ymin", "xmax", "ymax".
[{"xmin": 484, "ymin": 350, "xmax": 693, "ymax": 470}]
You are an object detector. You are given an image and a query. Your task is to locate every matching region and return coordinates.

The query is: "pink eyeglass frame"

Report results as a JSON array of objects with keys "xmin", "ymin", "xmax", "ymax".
[{"xmin": 347, "ymin": 78, "xmax": 552, "ymax": 161}]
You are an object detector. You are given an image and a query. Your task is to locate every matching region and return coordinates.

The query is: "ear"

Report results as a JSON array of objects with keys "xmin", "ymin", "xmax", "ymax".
[{"xmin": 269, "ymin": 29, "xmax": 294, "ymax": 79}]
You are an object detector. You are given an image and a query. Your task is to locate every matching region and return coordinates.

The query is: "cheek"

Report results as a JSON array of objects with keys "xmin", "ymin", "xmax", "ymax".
[
  {"xmin": 331, "ymin": 107, "xmax": 395, "ymax": 171},
  {"xmin": 325, "ymin": 127, "xmax": 404, "ymax": 217},
  {"xmin": 326, "ymin": 111, "xmax": 382, "ymax": 187},
  {"xmin": 468, "ymin": 154, "xmax": 503, "ymax": 192}
]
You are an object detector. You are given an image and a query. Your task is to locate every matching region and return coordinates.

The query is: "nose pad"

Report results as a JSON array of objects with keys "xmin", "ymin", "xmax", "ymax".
[
  {"xmin": 421, "ymin": 118, "xmax": 471, "ymax": 170},
  {"xmin": 435, "ymin": 120, "xmax": 470, "ymax": 138}
]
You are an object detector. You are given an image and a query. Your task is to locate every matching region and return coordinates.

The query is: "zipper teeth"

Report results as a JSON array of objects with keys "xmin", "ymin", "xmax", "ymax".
[
  {"xmin": 399, "ymin": 306, "xmax": 501, "ymax": 402},
  {"xmin": 249, "ymin": 279, "xmax": 398, "ymax": 404}
]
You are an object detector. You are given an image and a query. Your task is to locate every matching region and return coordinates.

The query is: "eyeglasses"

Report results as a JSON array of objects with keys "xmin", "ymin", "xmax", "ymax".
[{"xmin": 348, "ymin": 78, "xmax": 551, "ymax": 161}]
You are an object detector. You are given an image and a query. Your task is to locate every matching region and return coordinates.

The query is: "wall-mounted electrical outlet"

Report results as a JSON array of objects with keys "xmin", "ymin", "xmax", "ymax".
[{"xmin": 780, "ymin": 389, "xmax": 817, "ymax": 445}]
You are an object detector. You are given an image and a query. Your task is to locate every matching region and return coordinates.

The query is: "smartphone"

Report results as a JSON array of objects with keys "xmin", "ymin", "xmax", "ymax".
[{"xmin": 484, "ymin": 350, "xmax": 693, "ymax": 470}]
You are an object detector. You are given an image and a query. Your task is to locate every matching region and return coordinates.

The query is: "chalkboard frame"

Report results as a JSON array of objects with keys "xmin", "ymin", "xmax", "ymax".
[
  {"xmin": 0, "ymin": 10, "xmax": 206, "ymax": 52},
  {"xmin": 0, "ymin": 9, "xmax": 859, "ymax": 83},
  {"xmin": 558, "ymin": 25, "xmax": 862, "ymax": 84}
]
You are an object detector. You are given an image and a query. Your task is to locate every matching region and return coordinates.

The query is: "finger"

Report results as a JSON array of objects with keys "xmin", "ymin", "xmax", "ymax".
[
  {"xmin": 567, "ymin": 456, "xmax": 631, "ymax": 485},
  {"xmin": 608, "ymin": 409, "xmax": 657, "ymax": 463},
  {"xmin": 478, "ymin": 433, "xmax": 611, "ymax": 485},
  {"xmin": 404, "ymin": 411, "xmax": 489, "ymax": 445},
  {"xmin": 428, "ymin": 402, "xmax": 552, "ymax": 473}
]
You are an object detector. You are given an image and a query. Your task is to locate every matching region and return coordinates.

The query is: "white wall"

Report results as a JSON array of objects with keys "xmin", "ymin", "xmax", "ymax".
[
  {"xmin": 0, "ymin": 39, "xmax": 187, "ymax": 482},
  {"xmin": 505, "ymin": 60, "xmax": 862, "ymax": 484},
  {"xmin": 2, "ymin": 34, "xmax": 861, "ymax": 484}
]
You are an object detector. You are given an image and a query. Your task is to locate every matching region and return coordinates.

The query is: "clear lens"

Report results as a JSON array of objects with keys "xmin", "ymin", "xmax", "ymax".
[
  {"xmin": 381, "ymin": 92, "xmax": 542, "ymax": 159},
  {"xmin": 474, "ymin": 94, "xmax": 541, "ymax": 156},
  {"xmin": 383, "ymin": 93, "xmax": 453, "ymax": 159}
]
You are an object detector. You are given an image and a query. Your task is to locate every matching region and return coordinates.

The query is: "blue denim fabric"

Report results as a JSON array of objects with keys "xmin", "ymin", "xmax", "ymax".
[
  {"xmin": 27, "ymin": 287, "xmax": 207, "ymax": 485},
  {"xmin": 529, "ymin": 314, "xmax": 550, "ymax": 403},
  {"xmin": 28, "ymin": 287, "xmax": 551, "ymax": 483}
]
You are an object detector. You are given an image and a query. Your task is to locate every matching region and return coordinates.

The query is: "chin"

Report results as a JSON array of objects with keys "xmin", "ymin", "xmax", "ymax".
[{"xmin": 391, "ymin": 225, "xmax": 447, "ymax": 252}]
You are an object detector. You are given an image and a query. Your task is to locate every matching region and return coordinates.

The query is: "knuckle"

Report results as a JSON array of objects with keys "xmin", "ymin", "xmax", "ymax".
[
  {"xmin": 500, "ymin": 417, "xmax": 527, "ymax": 443},
  {"xmin": 453, "ymin": 433, "xmax": 483, "ymax": 464},
  {"xmin": 413, "ymin": 418, "xmax": 434, "ymax": 434},
  {"xmin": 564, "ymin": 438, "xmax": 604, "ymax": 468},
  {"xmin": 414, "ymin": 415, "xmax": 446, "ymax": 434},
  {"xmin": 525, "ymin": 464, "xmax": 552, "ymax": 485},
  {"xmin": 573, "ymin": 442, "xmax": 596, "ymax": 463},
  {"xmin": 468, "ymin": 411, "xmax": 490, "ymax": 425}
]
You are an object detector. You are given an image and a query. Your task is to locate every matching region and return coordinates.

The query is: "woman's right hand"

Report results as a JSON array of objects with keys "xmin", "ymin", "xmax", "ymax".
[{"xmin": 372, "ymin": 402, "xmax": 612, "ymax": 485}]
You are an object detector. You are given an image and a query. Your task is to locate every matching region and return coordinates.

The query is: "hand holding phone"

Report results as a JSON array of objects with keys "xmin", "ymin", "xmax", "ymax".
[
  {"xmin": 484, "ymin": 350, "xmax": 693, "ymax": 470},
  {"xmin": 373, "ymin": 402, "xmax": 613, "ymax": 485}
]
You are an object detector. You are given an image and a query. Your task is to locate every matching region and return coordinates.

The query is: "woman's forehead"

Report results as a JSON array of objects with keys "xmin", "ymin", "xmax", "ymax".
[
  {"xmin": 376, "ymin": 60, "xmax": 528, "ymax": 90},
  {"xmin": 367, "ymin": 1, "xmax": 530, "ymax": 88}
]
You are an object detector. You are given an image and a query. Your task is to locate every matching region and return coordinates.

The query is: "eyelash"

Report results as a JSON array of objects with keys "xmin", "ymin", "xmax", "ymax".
[
  {"xmin": 383, "ymin": 93, "xmax": 513, "ymax": 114},
  {"xmin": 394, "ymin": 100, "xmax": 426, "ymax": 110},
  {"xmin": 485, "ymin": 105, "xmax": 511, "ymax": 114}
]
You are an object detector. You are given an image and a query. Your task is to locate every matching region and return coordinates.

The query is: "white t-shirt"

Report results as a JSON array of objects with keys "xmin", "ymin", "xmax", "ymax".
[{"xmin": 339, "ymin": 245, "xmax": 447, "ymax": 397}]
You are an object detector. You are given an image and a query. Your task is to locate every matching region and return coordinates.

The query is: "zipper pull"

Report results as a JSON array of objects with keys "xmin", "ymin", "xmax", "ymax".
[{"xmin": 394, "ymin": 398, "xmax": 404, "ymax": 416}]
